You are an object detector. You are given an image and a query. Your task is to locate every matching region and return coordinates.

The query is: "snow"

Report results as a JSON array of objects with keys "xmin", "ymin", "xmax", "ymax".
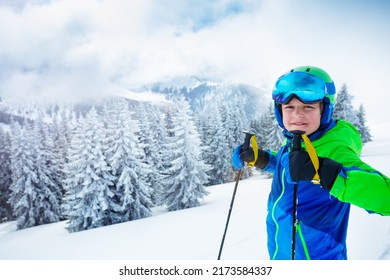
[{"xmin": 0, "ymin": 123, "xmax": 389, "ymax": 278}]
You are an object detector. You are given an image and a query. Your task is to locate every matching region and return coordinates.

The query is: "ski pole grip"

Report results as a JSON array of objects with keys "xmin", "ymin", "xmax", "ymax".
[
  {"xmin": 290, "ymin": 130, "xmax": 305, "ymax": 151},
  {"xmin": 242, "ymin": 132, "xmax": 254, "ymax": 150}
]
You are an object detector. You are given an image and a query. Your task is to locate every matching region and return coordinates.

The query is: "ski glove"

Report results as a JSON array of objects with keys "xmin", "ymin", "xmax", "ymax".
[
  {"xmin": 289, "ymin": 150, "xmax": 342, "ymax": 190},
  {"xmin": 232, "ymin": 146, "xmax": 245, "ymax": 170},
  {"xmin": 232, "ymin": 145, "xmax": 269, "ymax": 170}
]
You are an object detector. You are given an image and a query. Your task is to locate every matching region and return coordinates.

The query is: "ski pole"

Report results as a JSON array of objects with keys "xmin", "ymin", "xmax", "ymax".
[
  {"xmin": 218, "ymin": 131, "xmax": 254, "ymax": 260},
  {"xmin": 290, "ymin": 130, "xmax": 304, "ymax": 260}
]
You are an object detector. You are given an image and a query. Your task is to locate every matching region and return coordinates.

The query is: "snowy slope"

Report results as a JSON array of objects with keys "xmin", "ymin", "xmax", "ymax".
[{"xmin": 0, "ymin": 124, "xmax": 389, "ymax": 260}]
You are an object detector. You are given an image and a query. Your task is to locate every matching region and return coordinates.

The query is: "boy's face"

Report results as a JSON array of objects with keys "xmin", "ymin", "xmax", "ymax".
[{"xmin": 281, "ymin": 97, "xmax": 322, "ymax": 135}]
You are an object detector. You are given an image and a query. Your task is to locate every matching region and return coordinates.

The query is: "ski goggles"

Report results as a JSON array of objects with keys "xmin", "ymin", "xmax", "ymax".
[{"xmin": 272, "ymin": 72, "xmax": 329, "ymax": 104}]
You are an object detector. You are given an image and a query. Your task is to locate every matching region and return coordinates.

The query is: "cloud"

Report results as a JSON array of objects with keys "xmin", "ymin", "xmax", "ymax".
[
  {"xmin": 0, "ymin": 0, "xmax": 265, "ymax": 103},
  {"xmin": 0, "ymin": 0, "xmax": 389, "ymax": 124},
  {"xmin": 0, "ymin": 0, "xmax": 150, "ymax": 102}
]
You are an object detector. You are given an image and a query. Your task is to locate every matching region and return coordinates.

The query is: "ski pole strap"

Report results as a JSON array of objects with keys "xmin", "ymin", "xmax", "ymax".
[
  {"xmin": 247, "ymin": 135, "xmax": 258, "ymax": 167},
  {"xmin": 301, "ymin": 134, "xmax": 320, "ymax": 184}
]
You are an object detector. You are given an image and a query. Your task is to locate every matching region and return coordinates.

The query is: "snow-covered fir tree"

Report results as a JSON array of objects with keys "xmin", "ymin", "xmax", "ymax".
[
  {"xmin": 356, "ymin": 104, "xmax": 372, "ymax": 143},
  {"xmin": 333, "ymin": 83, "xmax": 359, "ymax": 127},
  {"xmin": 229, "ymin": 95, "xmax": 250, "ymax": 147},
  {"xmin": 103, "ymin": 98, "xmax": 153, "ymax": 223},
  {"xmin": 9, "ymin": 119, "xmax": 61, "ymax": 230},
  {"xmin": 30, "ymin": 116, "xmax": 63, "ymax": 224},
  {"xmin": 64, "ymin": 107, "xmax": 116, "ymax": 232},
  {"xmin": 52, "ymin": 108, "xmax": 72, "ymax": 196},
  {"xmin": 197, "ymin": 104, "xmax": 232, "ymax": 186},
  {"xmin": 228, "ymin": 95, "xmax": 253, "ymax": 179},
  {"xmin": 196, "ymin": 102, "xmax": 228, "ymax": 186},
  {"xmin": 195, "ymin": 94, "xmax": 254, "ymax": 182},
  {"xmin": 161, "ymin": 96, "xmax": 210, "ymax": 211},
  {"xmin": 62, "ymin": 115, "xmax": 86, "ymax": 221},
  {"xmin": 259, "ymin": 103, "xmax": 284, "ymax": 151},
  {"xmin": 8, "ymin": 121, "xmax": 34, "ymax": 229},
  {"xmin": 218, "ymin": 103, "xmax": 243, "ymax": 181},
  {"xmin": 134, "ymin": 102, "xmax": 166, "ymax": 206},
  {"xmin": 0, "ymin": 126, "xmax": 13, "ymax": 222}
]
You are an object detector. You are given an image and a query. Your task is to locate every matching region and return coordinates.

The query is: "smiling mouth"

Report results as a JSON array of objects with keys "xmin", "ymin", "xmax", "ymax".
[{"xmin": 291, "ymin": 122, "xmax": 307, "ymax": 126}]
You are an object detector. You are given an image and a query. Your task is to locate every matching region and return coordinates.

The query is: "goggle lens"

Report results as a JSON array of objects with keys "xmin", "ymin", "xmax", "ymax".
[{"xmin": 272, "ymin": 72, "xmax": 326, "ymax": 104}]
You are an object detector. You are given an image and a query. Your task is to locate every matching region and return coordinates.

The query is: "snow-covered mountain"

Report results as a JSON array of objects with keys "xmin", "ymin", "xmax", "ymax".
[
  {"xmin": 0, "ymin": 77, "xmax": 270, "ymax": 126},
  {"xmin": 145, "ymin": 76, "xmax": 270, "ymax": 120}
]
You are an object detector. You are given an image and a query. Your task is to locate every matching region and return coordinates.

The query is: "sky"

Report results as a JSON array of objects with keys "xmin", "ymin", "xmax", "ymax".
[
  {"xmin": 0, "ymin": 122, "xmax": 389, "ymax": 279},
  {"xmin": 0, "ymin": 0, "xmax": 389, "ymax": 124}
]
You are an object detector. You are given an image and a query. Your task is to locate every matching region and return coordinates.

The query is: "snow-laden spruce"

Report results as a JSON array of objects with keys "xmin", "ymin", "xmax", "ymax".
[
  {"xmin": 161, "ymin": 96, "xmax": 210, "ymax": 211},
  {"xmin": 0, "ymin": 126, "xmax": 13, "ymax": 222},
  {"xmin": 63, "ymin": 102, "xmax": 156, "ymax": 232},
  {"xmin": 103, "ymin": 99, "xmax": 153, "ymax": 223},
  {"xmin": 333, "ymin": 83, "xmax": 372, "ymax": 143},
  {"xmin": 196, "ymin": 102, "xmax": 228, "ymax": 186},
  {"xmin": 63, "ymin": 107, "xmax": 117, "ymax": 232},
  {"xmin": 134, "ymin": 102, "xmax": 167, "ymax": 206},
  {"xmin": 196, "ymin": 94, "xmax": 250, "ymax": 183},
  {"xmin": 9, "ymin": 119, "xmax": 62, "ymax": 230}
]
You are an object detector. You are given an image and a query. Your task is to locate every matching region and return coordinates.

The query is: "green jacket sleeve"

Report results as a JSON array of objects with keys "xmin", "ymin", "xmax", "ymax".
[
  {"xmin": 329, "ymin": 147, "xmax": 390, "ymax": 216},
  {"xmin": 312, "ymin": 120, "xmax": 390, "ymax": 216}
]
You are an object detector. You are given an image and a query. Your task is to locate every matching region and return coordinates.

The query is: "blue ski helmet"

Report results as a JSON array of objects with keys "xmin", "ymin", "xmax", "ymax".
[{"xmin": 272, "ymin": 66, "xmax": 336, "ymax": 130}]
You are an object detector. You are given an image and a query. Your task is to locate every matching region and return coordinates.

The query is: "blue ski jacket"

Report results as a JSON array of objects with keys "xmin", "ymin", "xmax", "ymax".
[{"xmin": 262, "ymin": 119, "xmax": 390, "ymax": 260}]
